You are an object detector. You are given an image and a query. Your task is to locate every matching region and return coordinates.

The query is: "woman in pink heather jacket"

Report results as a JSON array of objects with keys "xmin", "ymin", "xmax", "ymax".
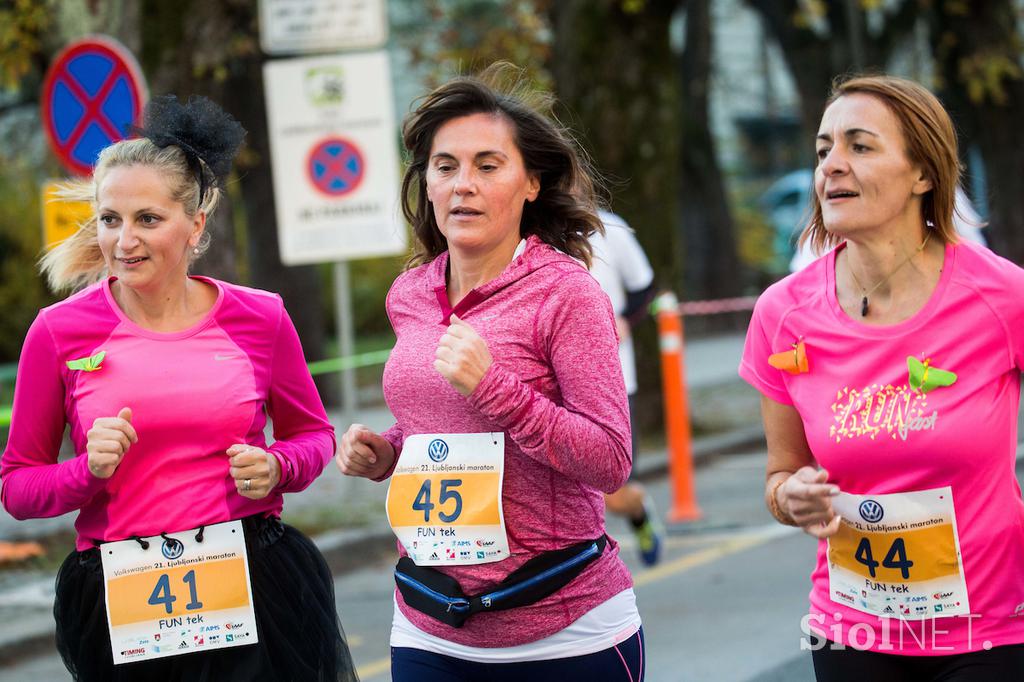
[
  {"xmin": 336, "ymin": 64, "xmax": 643, "ymax": 681},
  {"xmin": 1, "ymin": 96, "xmax": 355, "ymax": 681}
]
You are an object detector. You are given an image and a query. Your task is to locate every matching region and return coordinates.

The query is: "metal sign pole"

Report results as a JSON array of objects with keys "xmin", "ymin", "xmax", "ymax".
[{"xmin": 333, "ymin": 261, "xmax": 358, "ymax": 425}]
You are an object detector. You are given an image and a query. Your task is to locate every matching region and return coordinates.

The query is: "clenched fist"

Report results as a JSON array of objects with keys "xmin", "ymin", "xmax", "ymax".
[
  {"xmin": 434, "ymin": 313, "xmax": 492, "ymax": 396},
  {"xmin": 336, "ymin": 424, "xmax": 396, "ymax": 480},
  {"xmin": 87, "ymin": 407, "xmax": 137, "ymax": 479},
  {"xmin": 227, "ymin": 444, "xmax": 281, "ymax": 500},
  {"xmin": 777, "ymin": 467, "xmax": 842, "ymax": 538}
]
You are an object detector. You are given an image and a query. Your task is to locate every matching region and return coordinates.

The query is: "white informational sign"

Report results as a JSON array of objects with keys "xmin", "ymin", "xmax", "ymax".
[
  {"xmin": 259, "ymin": 0, "xmax": 388, "ymax": 54},
  {"xmin": 263, "ymin": 51, "xmax": 406, "ymax": 264}
]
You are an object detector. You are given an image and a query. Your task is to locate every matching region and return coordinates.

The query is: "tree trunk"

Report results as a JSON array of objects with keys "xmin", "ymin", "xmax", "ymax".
[
  {"xmin": 548, "ymin": 0, "xmax": 681, "ymax": 438},
  {"xmin": 548, "ymin": 0, "xmax": 682, "ymax": 283},
  {"xmin": 678, "ymin": 0, "xmax": 742, "ymax": 303},
  {"xmin": 218, "ymin": 13, "xmax": 336, "ymax": 405},
  {"xmin": 138, "ymin": 0, "xmax": 238, "ymax": 282},
  {"xmin": 930, "ymin": 0, "xmax": 1024, "ymax": 264}
]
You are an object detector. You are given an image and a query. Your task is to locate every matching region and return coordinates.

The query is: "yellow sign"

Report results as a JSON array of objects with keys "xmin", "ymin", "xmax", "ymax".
[
  {"xmin": 41, "ymin": 180, "xmax": 91, "ymax": 250},
  {"xmin": 106, "ymin": 557, "xmax": 250, "ymax": 627}
]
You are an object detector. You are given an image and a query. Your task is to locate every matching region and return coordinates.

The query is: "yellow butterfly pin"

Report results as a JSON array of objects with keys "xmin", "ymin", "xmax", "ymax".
[
  {"xmin": 66, "ymin": 351, "xmax": 105, "ymax": 372},
  {"xmin": 906, "ymin": 356, "xmax": 956, "ymax": 395}
]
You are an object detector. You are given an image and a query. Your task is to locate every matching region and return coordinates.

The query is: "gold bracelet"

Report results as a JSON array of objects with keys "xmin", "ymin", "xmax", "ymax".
[{"xmin": 767, "ymin": 475, "xmax": 798, "ymax": 527}]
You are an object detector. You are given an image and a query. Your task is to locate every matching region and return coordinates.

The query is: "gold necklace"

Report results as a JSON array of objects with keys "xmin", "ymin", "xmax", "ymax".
[{"xmin": 847, "ymin": 231, "xmax": 931, "ymax": 317}]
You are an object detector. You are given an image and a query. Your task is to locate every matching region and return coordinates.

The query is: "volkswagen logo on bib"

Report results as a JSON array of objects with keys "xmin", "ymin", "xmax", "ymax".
[
  {"xmin": 428, "ymin": 439, "xmax": 449, "ymax": 463},
  {"xmin": 161, "ymin": 537, "xmax": 184, "ymax": 560},
  {"xmin": 858, "ymin": 499, "xmax": 884, "ymax": 524}
]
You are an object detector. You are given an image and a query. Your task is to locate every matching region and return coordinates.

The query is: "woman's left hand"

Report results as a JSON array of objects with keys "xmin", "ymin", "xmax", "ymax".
[
  {"xmin": 227, "ymin": 444, "xmax": 282, "ymax": 500},
  {"xmin": 434, "ymin": 313, "xmax": 493, "ymax": 396}
]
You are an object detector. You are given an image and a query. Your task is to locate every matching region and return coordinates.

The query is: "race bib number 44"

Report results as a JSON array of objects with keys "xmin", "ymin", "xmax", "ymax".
[
  {"xmin": 827, "ymin": 487, "xmax": 969, "ymax": 620},
  {"xmin": 387, "ymin": 433, "xmax": 508, "ymax": 566},
  {"xmin": 101, "ymin": 520, "xmax": 258, "ymax": 664}
]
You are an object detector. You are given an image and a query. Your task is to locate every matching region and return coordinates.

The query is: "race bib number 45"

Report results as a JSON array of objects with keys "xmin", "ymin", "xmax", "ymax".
[
  {"xmin": 101, "ymin": 520, "xmax": 258, "ymax": 664},
  {"xmin": 827, "ymin": 487, "xmax": 969, "ymax": 620},
  {"xmin": 387, "ymin": 433, "xmax": 508, "ymax": 566}
]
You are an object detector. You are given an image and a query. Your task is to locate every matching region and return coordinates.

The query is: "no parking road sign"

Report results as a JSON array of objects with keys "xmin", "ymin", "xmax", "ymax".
[
  {"xmin": 41, "ymin": 36, "xmax": 148, "ymax": 176},
  {"xmin": 264, "ymin": 51, "xmax": 404, "ymax": 264},
  {"xmin": 308, "ymin": 137, "xmax": 365, "ymax": 197}
]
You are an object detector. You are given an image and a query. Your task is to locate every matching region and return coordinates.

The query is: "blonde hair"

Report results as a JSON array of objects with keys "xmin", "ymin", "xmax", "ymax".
[
  {"xmin": 39, "ymin": 138, "xmax": 222, "ymax": 292},
  {"xmin": 800, "ymin": 74, "xmax": 961, "ymax": 254}
]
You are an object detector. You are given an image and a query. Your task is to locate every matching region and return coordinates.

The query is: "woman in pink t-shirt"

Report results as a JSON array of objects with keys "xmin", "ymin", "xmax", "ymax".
[
  {"xmin": 2, "ymin": 96, "xmax": 354, "ymax": 681},
  {"xmin": 741, "ymin": 75, "xmax": 1024, "ymax": 680}
]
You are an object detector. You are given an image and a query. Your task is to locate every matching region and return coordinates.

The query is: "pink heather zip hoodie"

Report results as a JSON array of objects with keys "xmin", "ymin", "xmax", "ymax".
[{"xmin": 379, "ymin": 234, "xmax": 635, "ymax": 647}]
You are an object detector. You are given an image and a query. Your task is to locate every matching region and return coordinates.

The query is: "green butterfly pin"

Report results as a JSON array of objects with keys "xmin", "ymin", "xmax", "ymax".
[
  {"xmin": 66, "ymin": 351, "xmax": 106, "ymax": 372},
  {"xmin": 906, "ymin": 356, "xmax": 956, "ymax": 395}
]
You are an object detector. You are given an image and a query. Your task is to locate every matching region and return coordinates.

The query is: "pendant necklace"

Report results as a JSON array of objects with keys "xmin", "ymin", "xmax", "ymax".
[{"xmin": 847, "ymin": 231, "xmax": 931, "ymax": 317}]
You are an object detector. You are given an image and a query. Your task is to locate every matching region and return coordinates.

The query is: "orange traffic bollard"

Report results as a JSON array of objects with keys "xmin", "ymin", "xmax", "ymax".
[{"xmin": 654, "ymin": 292, "xmax": 703, "ymax": 522}]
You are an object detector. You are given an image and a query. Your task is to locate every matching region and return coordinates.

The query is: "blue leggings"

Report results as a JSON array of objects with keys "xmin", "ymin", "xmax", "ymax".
[{"xmin": 391, "ymin": 626, "xmax": 645, "ymax": 682}]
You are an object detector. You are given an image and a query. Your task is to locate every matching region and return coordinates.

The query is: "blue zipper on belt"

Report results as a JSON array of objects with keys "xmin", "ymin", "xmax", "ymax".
[
  {"xmin": 394, "ymin": 571, "xmax": 471, "ymax": 613},
  {"xmin": 478, "ymin": 541, "xmax": 600, "ymax": 609}
]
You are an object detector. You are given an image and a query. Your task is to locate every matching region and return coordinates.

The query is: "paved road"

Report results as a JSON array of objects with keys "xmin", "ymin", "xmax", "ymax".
[
  {"xmin": 0, "ymin": 448, "xmax": 816, "ymax": 681},
  {"xmin": 7, "ymin": 446, "xmax": 1024, "ymax": 681}
]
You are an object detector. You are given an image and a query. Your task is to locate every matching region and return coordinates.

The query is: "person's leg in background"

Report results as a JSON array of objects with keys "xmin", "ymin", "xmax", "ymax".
[{"xmin": 605, "ymin": 395, "xmax": 662, "ymax": 566}]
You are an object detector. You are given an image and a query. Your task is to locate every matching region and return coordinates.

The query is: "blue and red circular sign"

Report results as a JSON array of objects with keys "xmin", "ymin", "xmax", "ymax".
[
  {"xmin": 41, "ymin": 36, "xmax": 148, "ymax": 176},
  {"xmin": 307, "ymin": 137, "xmax": 365, "ymax": 197}
]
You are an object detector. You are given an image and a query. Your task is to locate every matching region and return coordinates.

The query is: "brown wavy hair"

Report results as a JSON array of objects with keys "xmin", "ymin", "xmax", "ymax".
[
  {"xmin": 400, "ymin": 62, "xmax": 603, "ymax": 269},
  {"xmin": 800, "ymin": 74, "xmax": 961, "ymax": 254}
]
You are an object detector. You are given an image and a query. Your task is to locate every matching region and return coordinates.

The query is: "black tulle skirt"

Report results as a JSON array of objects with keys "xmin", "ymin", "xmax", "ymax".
[{"xmin": 54, "ymin": 515, "xmax": 358, "ymax": 682}]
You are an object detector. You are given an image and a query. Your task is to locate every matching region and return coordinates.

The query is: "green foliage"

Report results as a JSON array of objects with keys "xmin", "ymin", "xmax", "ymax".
[
  {"xmin": 350, "ymin": 255, "xmax": 406, "ymax": 338},
  {"xmin": 0, "ymin": 0, "xmax": 53, "ymax": 90},
  {"xmin": 959, "ymin": 52, "xmax": 1024, "ymax": 106},
  {"xmin": 730, "ymin": 178, "xmax": 785, "ymax": 279},
  {"xmin": 0, "ymin": 105, "xmax": 58, "ymax": 363},
  {"xmin": 408, "ymin": 0, "xmax": 552, "ymax": 87}
]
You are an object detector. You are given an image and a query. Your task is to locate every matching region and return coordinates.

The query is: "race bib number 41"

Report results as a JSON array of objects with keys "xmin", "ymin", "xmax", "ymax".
[
  {"xmin": 101, "ymin": 520, "xmax": 258, "ymax": 664},
  {"xmin": 827, "ymin": 487, "xmax": 969, "ymax": 620},
  {"xmin": 387, "ymin": 433, "xmax": 508, "ymax": 566}
]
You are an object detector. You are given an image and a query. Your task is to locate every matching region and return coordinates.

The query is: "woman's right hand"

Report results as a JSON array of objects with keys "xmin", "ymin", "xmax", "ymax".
[
  {"xmin": 336, "ymin": 424, "xmax": 396, "ymax": 480},
  {"xmin": 86, "ymin": 407, "xmax": 137, "ymax": 479},
  {"xmin": 778, "ymin": 466, "xmax": 842, "ymax": 538}
]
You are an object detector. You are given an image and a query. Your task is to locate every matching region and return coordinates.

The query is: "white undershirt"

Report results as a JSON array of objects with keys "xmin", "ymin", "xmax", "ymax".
[{"xmin": 390, "ymin": 588, "xmax": 641, "ymax": 663}]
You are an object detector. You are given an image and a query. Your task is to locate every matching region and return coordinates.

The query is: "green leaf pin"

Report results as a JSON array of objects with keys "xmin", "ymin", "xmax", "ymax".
[
  {"xmin": 907, "ymin": 356, "xmax": 956, "ymax": 395},
  {"xmin": 66, "ymin": 351, "xmax": 106, "ymax": 372}
]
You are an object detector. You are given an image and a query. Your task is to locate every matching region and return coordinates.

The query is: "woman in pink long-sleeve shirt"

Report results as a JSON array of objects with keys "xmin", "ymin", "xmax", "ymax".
[
  {"xmin": 1, "ymin": 96, "xmax": 355, "ymax": 681},
  {"xmin": 336, "ymin": 64, "xmax": 644, "ymax": 681}
]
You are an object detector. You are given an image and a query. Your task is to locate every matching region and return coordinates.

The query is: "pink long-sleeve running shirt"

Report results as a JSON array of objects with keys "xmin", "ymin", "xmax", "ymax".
[
  {"xmin": 380, "ymin": 235, "xmax": 635, "ymax": 648},
  {"xmin": 1, "ymin": 277, "xmax": 335, "ymax": 551}
]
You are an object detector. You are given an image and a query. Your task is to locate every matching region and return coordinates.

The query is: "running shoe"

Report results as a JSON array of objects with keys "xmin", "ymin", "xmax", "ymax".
[{"xmin": 633, "ymin": 504, "xmax": 663, "ymax": 567}]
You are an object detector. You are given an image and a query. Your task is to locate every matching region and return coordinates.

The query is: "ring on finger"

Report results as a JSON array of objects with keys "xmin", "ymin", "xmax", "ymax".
[{"xmin": 243, "ymin": 478, "xmax": 251, "ymax": 492}]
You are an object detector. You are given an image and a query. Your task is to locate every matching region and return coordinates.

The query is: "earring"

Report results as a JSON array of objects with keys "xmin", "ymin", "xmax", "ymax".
[{"xmin": 193, "ymin": 247, "xmax": 200, "ymax": 255}]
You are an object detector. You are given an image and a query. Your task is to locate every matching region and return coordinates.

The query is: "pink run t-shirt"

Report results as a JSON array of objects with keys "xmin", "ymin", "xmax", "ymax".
[{"xmin": 741, "ymin": 241, "xmax": 1024, "ymax": 655}]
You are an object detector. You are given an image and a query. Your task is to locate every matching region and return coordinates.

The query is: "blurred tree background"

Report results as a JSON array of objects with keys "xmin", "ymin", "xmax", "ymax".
[{"xmin": 1, "ymin": 0, "xmax": 1022, "ymax": 436}]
